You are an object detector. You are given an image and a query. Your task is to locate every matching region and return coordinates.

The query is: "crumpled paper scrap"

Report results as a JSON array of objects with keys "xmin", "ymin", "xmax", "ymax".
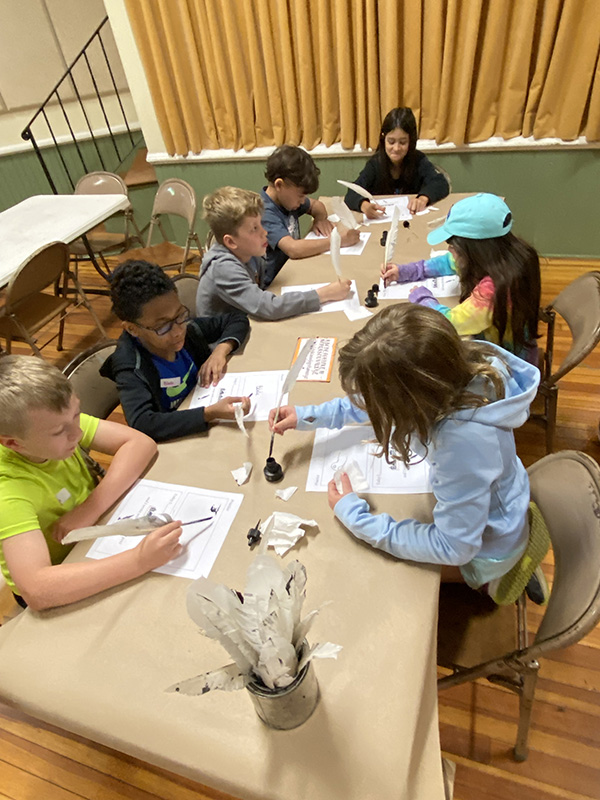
[
  {"xmin": 344, "ymin": 305, "xmax": 372, "ymax": 322},
  {"xmin": 275, "ymin": 486, "xmax": 298, "ymax": 502},
  {"xmin": 231, "ymin": 462, "xmax": 252, "ymax": 486},
  {"xmin": 233, "ymin": 402, "xmax": 249, "ymax": 437},
  {"xmin": 261, "ymin": 512, "xmax": 318, "ymax": 556},
  {"xmin": 334, "ymin": 459, "xmax": 369, "ymax": 492}
]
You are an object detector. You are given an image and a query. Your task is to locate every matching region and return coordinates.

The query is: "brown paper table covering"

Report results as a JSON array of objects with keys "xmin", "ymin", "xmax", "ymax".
[{"xmin": 0, "ymin": 194, "xmax": 470, "ymax": 800}]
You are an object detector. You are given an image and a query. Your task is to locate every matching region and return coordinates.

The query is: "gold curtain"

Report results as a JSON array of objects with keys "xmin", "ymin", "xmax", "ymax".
[{"xmin": 124, "ymin": 0, "xmax": 600, "ymax": 155}]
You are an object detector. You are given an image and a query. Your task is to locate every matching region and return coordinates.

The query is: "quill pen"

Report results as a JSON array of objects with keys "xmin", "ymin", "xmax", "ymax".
[
  {"xmin": 331, "ymin": 196, "xmax": 360, "ymax": 230},
  {"xmin": 384, "ymin": 204, "xmax": 400, "ymax": 265},
  {"xmin": 337, "ymin": 180, "xmax": 374, "ymax": 202},
  {"xmin": 330, "ymin": 227, "xmax": 342, "ymax": 280},
  {"xmin": 268, "ymin": 338, "xmax": 317, "ymax": 457}
]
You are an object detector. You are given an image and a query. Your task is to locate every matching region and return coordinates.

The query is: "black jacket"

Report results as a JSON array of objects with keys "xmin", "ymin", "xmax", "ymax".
[
  {"xmin": 100, "ymin": 313, "xmax": 249, "ymax": 441},
  {"xmin": 344, "ymin": 150, "xmax": 450, "ymax": 211}
]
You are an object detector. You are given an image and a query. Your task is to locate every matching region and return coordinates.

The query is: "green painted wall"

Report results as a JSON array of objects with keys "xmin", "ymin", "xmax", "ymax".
[{"xmin": 1, "ymin": 141, "xmax": 599, "ymax": 258}]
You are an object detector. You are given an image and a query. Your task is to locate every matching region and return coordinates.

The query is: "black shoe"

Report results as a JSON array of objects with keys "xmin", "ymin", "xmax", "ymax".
[{"xmin": 525, "ymin": 566, "xmax": 549, "ymax": 605}]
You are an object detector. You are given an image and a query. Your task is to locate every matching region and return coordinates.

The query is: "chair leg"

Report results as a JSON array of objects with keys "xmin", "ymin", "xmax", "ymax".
[
  {"xmin": 70, "ymin": 275, "xmax": 108, "ymax": 341},
  {"xmin": 545, "ymin": 387, "xmax": 559, "ymax": 454},
  {"xmin": 57, "ymin": 311, "xmax": 66, "ymax": 351},
  {"xmin": 514, "ymin": 661, "xmax": 539, "ymax": 761}
]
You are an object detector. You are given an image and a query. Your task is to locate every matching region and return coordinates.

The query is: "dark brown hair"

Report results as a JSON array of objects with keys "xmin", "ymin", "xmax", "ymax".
[
  {"xmin": 265, "ymin": 145, "xmax": 320, "ymax": 194},
  {"xmin": 338, "ymin": 304, "xmax": 506, "ymax": 466},
  {"xmin": 375, "ymin": 107, "xmax": 419, "ymax": 193}
]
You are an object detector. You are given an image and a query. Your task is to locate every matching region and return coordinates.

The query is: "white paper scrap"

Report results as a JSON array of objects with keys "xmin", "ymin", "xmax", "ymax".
[
  {"xmin": 261, "ymin": 512, "xmax": 319, "ymax": 556},
  {"xmin": 334, "ymin": 459, "xmax": 368, "ymax": 492},
  {"xmin": 378, "ymin": 273, "xmax": 460, "ymax": 300},
  {"xmin": 231, "ymin": 462, "xmax": 252, "ymax": 486},
  {"xmin": 275, "ymin": 486, "xmax": 298, "ymax": 501},
  {"xmin": 306, "ymin": 425, "xmax": 431, "ymax": 494},
  {"xmin": 298, "ymin": 641, "xmax": 343, "ymax": 672},
  {"xmin": 344, "ymin": 305, "xmax": 373, "ymax": 321},
  {"xmin": 281, "ymin": 280, "xmax": 361, "ymax": 316},
  {"xmin": 86, "ymin": 479, "xmax": 243, "ymax": 580},
  {"xmin": 190, "ymin": 371, "xmax": 288, "ymax": 422},
  {"xmin": 233, "ymin": 402, "xmax": 249, "ymax": 437},
  {"xmin": 304, "ymin": 230, "xmax": 370, "ymax": 256},
  {"xmin": 166, "ymin": 663, "xmax": 246, "ymax": 695}
]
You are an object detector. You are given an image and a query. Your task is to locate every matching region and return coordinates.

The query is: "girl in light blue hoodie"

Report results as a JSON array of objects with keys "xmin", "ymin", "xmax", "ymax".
[{"xmin": 269, "ymin": 304, "xmax": 540, "ymax": 591}]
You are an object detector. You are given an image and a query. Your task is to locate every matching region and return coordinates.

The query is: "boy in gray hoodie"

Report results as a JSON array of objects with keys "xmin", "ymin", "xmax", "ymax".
[{"xmin": 196, "ymin": 187, "xmax": 351, "ymax": 321}]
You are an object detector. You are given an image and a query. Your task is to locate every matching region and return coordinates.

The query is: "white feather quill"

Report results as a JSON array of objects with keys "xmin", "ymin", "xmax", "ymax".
[
  {"xmin": 330, "ymin": 227, "xmax": 342, "ymax": 280},
  {"xmin": 269, "ymin": 339, "xmax": 316, "ymax": 448},
  {"xmin": 384, "ymin": 204, "xmax": 401, "ymax": 265},
  {"xmin": 337, "ymin": 179, "xmax": 374, "ymax": 202},
  {"xmin": 331, "ymin": 196, "xmax": 360, "ymax": 230}
]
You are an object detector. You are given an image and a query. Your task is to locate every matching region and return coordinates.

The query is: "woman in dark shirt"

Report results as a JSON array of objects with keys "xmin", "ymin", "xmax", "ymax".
[{"xmin": 344, "ymin": 107, "xmax": 450, "ymax": 218}]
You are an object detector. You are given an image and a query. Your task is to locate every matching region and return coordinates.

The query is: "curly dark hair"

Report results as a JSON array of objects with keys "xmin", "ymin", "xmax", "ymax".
[
  {"xmin": 110, "ymin": 260, "xmax": 175, "ymax": 321},
  {"xmin": 265, "ymin": 145, "xmax": 320, "ymax": 194}
]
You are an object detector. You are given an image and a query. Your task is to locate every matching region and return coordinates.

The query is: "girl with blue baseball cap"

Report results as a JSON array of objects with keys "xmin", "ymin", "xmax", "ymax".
[{"xmin": 381, "ymin": 193, "xmax": 541, "ymax": 364}]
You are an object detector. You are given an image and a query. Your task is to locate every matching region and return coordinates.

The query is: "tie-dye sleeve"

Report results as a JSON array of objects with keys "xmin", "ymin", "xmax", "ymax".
[{"xmin": 427, "ymin": 277, "xmax": 496, "ymax": 337}]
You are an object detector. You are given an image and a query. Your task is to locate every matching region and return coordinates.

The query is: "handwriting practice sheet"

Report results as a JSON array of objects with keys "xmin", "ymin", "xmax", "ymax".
[
  {"xmin": 378, "ymin": 273, "xmax": 461, "ymax": 300},
  {"xmin": 189, "ymin": 371, "xmax": 288, "ymax": 421}
]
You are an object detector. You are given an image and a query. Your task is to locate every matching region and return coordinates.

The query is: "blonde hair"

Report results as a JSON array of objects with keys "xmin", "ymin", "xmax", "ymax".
[
  {"xmin": 338, "ymin": 304, "xmax": 506, "ymax": 466},
  {"xmin": 203, "ymin": 186, "xmax": 263, "ymax": 244},
  {"xmin": 0, "ymin": 355, "xmax": 73, "ymax": 437}
]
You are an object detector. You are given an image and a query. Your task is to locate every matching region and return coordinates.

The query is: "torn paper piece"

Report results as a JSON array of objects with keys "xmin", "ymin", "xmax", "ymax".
[
  {"xmin": 233, "ymin": 402, "xmax": 249, "ymax": 437},
  {"xmin": 344, "ymin": 305, "xmax": 373, "ymax": 322},
  {"xmin": 275, "ymin": 486, "xmax": 298, "ymax": 502},
  {"xmin": 261, "ymin": 512, "xmax": 318, "ymax": 556},
  {"xmin": 327, "ymin": 213, "xmax": 340, "ymax": 223},
  {"xmin": 231, "ymin": 462, "xmax": 252, "ymax": 486},
  {"xmin": 298, "ymin": 642, "xmax": 343, "ymax": 672},
  {"xmin": 334, "ymin": 459, "xmax": 369, "ymax": 493},
  {"xmin": 166, "ymin": 663, "xmax": 246, "ymax": 695}
]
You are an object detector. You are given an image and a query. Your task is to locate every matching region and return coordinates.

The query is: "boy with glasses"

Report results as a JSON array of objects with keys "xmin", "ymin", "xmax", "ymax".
[{"xmin": 101, "ymin": 260, "xmax": 250, "ymax": 441}]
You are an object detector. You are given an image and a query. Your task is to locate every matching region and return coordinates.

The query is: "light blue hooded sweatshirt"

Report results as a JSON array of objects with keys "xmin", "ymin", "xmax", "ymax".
[{"xmin": 294, "ymin": 344, "xmax": 540, "ymax": 570}]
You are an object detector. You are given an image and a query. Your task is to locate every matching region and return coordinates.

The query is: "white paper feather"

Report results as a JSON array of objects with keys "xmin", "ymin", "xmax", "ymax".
[
  {"xmin": 384, "ymin": 204, "xmax": 401, "ymax": 265},
  {"xmin": 331, "ymin": 196, "xmax": 360, "ymax": 230},
  {"xmin": 166, "ymin": 663, "xmax": 247, "ymax": 695},
  {"xmin": 337, "ymin": 179, "xmax": 374, "ymax": 202},
  {"xmin": 330, "ymin": 227, "xmax": 342, "ymax": 279}
]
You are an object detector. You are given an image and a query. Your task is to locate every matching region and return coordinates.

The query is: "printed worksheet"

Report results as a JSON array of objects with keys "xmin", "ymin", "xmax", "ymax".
[
  {"xmin": 86, "ymin": 479, "xmax": 244, "ymax": 580},
  {"xmin": 362, "ymin": 196, "xmax": 412, "ymax": 224},
  {"xmin": 281, "ymin": 280, "xmax": 362, "ymax": 317},
  {"xmin": 306, "ymin": 425, "xmax": 431, "ymax": 494},
  {"xmin": 189, "ymin": 370, "xmax": 288, "ymax": 421},
  {"xmin": 378, "ymin": 273, "xmax": 461, "ymax": 300},
  {"xmin": 292, "ymin": 337, "xmax": 337, "ymax": 382},
  {"xmin": 304, "ymin": 231, "xmax": 371, "ymax": 256}
]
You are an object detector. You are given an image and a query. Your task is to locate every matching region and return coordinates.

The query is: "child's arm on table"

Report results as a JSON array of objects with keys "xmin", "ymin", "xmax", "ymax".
[
  {"xmin": 307, "ymin": 198, "xmax": 334, "ymax": 236},
  {"xmin": 381, "ymin": 251, "xmax": 455, "ymax": 286},
  {"xmin": 269, "ymin": 397, "xmax": 369, "ymax": 435},
  {"xmin": 197, "ymin": 311, "xmax": 250, "ymax": 387},
  {"xmin": 277, "ymin": 226, "xmax": 360, "ymax": 260},
  {"xmin": 4, "ymin": 519, "xmax": 182, "ymax": 611}
]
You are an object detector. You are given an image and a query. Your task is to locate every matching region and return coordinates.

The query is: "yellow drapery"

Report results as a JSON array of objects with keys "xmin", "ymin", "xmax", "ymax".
[{"xmin": 124, "ymin": 0, "xmax": 600, "ymax": 155}]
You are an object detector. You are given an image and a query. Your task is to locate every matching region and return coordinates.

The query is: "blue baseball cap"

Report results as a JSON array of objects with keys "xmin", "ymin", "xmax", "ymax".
[{"xmin": 427, "ymin": 193, "xmax": 513, "ymax": 245}]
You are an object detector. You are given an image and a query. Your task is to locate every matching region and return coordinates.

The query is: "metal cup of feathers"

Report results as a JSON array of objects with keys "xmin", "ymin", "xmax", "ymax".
[{"xmin": 167, "ymin": 554, "xmax": 342, "ymax": 730}]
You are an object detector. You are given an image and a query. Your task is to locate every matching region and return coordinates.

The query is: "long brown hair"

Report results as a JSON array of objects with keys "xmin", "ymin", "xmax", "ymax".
[
  {"xmin": 449, "ymin": 232, "xmax": 540, "ymax": 353},
  {"xmin": 375, "ymin": 107, "xmax": 419, "ymax": 193},
  {"xmin": 338, "ymin": 304, "xmax": 506, "ymax": 466}
]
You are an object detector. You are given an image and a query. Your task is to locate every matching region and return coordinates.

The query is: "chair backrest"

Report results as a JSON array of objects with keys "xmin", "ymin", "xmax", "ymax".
[
  {"xmin": 63, "ymin": 341, "xmax": 119, "ymax": 419},
  {"xmin": 151, "ymin": 178, "xmax": 197, "ymax": 228},
  {"xmin": 545, "ymin": 271, "xmax": 600, "ymax": 385},
  {"xmin": 172, "ymin": 273, "xmax": 201, "ymax": 316},
  {"xmin": 75, "ymin": 171, "xmax": 128, "ymax": 197},
  {"xmin": 433, "ymin": 164, "xmax": 452, "ymax": 192},
  {"xmin": 5, "ymin": 242, "xmax": 69, "ymax": 310},
  {"xmin": 528, "ymin": 451, "xmax": 600, "ymax": 650}
]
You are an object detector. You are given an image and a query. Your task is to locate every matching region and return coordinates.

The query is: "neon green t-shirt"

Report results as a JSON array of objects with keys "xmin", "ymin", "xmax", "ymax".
[{"xmin": 0, "ymin": 413, "xmax": 100, "ymax": 592}]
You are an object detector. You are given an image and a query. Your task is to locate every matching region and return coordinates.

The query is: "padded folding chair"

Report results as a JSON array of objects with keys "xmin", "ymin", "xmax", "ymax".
[
  {"xmin": 70, "ymin": 171, "xmax": 143, "ymax": 274},
  {"xmin": 63, "ymin": 340, "xmax": 119, "ymax": 419},
  {"xmin": 531, "ymin": 271, "xmax": 600, "ymax": 453},
  {"xmin": 432, "ymin": 164, "xmax": 452, "ymax": 192},
  {"xmin": 0, "ymin": 242, "xmax": 108, "ymax": 356},
  {"xmin": 437, "ymin": 450, "xmax": 600, "ymax": 761},
  {"xmin": 116, "ymin": 178, "xmax": 202, "ymax": 273},
  {"xmin": 172, "ymin": 273, "xmax": 201, "ymax": 317}
]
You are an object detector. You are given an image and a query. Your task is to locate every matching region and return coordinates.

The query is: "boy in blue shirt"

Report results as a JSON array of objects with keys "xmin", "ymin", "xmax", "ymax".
[{"xmin": 261, "ymin": 145, "xmax": 360, "ymax": 284}]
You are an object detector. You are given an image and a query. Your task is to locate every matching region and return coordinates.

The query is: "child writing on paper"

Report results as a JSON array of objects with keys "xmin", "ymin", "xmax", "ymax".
[
  {"xmin": 261, "ymin": 145, "xmax": 360, "ymax": 284},
  {"xmin": 0, "ymin": 356, "xmax": 183, "ymax": 611},
  {"xmin": 197, "ymin": 187, "xmax": 352, "ymax": 321},
  {"xmin": 269, "ymin": 304, "xmax": 543, "ymax": 603},
  {"xmin": 101, "ymin": 260, "xmax": 251, "ymax": 442},
  {"xmin": 344, "ymin": 107, "xmax": 450, "ymax": 218},
  {"xmin": 381, "ymin": 194, "xmax": 541, "ymax": 364}
]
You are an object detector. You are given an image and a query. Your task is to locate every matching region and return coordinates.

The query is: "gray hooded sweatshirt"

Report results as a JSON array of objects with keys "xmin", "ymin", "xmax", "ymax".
[{"xmin": 196, "ymin": 243, "xmax": 321, "ymax": 321}]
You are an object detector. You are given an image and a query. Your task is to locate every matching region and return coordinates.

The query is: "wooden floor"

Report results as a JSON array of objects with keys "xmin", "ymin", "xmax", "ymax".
[{"xmin": 1, "ymin": 257, "xmax": 599, "ymax": 800}]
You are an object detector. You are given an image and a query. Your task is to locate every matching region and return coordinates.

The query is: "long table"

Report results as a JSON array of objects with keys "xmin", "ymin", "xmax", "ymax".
[{"xmin": 0, "ymin": 194, "xmax": 467, "ymax": 800}]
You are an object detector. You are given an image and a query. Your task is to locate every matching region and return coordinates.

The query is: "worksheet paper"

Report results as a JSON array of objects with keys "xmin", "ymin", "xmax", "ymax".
[
  {"xmin": 378, "ymin": 273, "xmax": 461, "ymax": 300},
  {"xmin": 189, "ymin": 371, "xmax": 288, "ymax": 421},
  {"xmin": 281, "ymin": 280, "xmax": 364, "ymax": 318},
  {"xmin": 306, "ymin": 425, "xmax": 431, "ymax": 494},
  {"xmin": 293, "ymin": 337, "xmax": 336, "ymax": 382},
  {"xmin": 362, "ymin": 196, "xmax": 412, "ymax": 224},
  {"xmin": 86, "ymin": 479, "xmax": 244, "ymax": 580},
  {"xmin": 304, "ymin": 230, "xmax": 370, "ymax": 256}
]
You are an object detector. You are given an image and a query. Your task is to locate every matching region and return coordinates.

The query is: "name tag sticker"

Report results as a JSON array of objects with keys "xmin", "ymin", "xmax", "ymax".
[
  {"xmin": 56, "ymin": 488, "xmax": 71, "ymax": 504},
  {"xmin": 160, "ymin": 377, "xmax": 182, "ymax": 388}
]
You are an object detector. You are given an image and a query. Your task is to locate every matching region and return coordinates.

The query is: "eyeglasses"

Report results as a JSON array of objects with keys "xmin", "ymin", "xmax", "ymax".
[{"xmin": 135, "ymin": 307, "xmax": 191, "ymax": 336}]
